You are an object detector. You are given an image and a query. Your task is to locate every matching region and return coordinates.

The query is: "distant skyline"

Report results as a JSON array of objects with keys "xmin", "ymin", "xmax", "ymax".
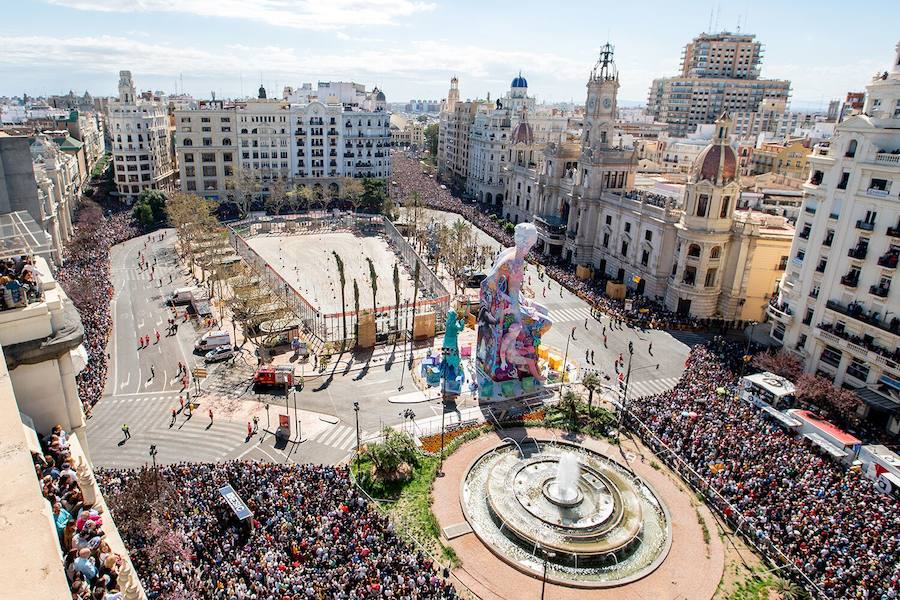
[{"xmin": 0, "ymin": 1, "xmax": 897, "ymax": 109}]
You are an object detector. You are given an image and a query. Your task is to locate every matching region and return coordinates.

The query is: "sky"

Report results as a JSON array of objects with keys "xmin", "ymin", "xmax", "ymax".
[{"xmin": 0, "ymin": 0, "xmax": 897, "ymax": 109}]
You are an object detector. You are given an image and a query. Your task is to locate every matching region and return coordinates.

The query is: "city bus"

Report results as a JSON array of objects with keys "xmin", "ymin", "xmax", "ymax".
[{"xmin": 739, "ymin": 372, "xmax": 796, "ymax": 410}]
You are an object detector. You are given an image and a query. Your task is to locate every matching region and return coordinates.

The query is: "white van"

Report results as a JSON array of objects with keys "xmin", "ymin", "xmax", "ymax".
[
  {"xmin": 168, "ymin": 287, "xmax": 199, "ymax": 306},
  {"xmin": 194, "ymin": 331, "xmax": 231, "ymax": 352}
]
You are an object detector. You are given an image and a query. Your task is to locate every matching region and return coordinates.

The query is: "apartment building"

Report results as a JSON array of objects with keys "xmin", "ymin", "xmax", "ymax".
[
  {"xmin": 769, "ymin": 43, "xmax": 900, "ymax": 432},
  {"xmin": 174, "ymin": 83, "xmax": 391, "ymax": 201},
  {"xmin": 746, "ymin": 138, "xmax": 811, "ymax": 180},
  {"xmin": 647, "ymin": 32, "xmax": 791, "ymax": 137},
  {"xmin": 107, "ymin": 70, "xmax": 175, "ymax": 204},
  {"xmin": 731, "ymin": 98, "xmax": 818, "ymax": 139}
]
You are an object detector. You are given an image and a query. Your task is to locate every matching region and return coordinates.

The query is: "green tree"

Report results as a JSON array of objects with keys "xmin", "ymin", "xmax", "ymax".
[
  {"xmin": 332, "ymin": 251, "xmax": 347, "ymax": 349},
  {"xmin": 366, "ymin": 257, "xmax": 378, "ymax": 315},
  {"xmin": 582, "ymin": 371, "xmax": 603, "ymax": 419},
  {"xmin": 137, "ymin": 189, "xmax": 167, "ymax": 223},
  {"xmin": 132, "ymin": 202, "xmax": 154, "ymax": 230},
  {"xmin": 424, "ymin": 123, "xmax": 439, "ymax": 156},
  {"xmin": 359, "ymin": 178, "xmax": 388, "ymax": 214},
  {"xmin": 341, "ymin": 177, "xmax": 365, "ymax": 213}
]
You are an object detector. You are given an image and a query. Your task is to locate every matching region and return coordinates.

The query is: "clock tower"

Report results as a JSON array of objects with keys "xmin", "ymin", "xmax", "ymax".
[{"xmin": 583, "ymin": 43, "xmax": 619, "ymax": 154}]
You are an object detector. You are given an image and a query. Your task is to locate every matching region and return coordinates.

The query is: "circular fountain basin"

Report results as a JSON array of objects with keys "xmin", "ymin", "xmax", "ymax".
[{"xmin": 461, "ymin": 440, "xmax": 671, "ymax": 587}]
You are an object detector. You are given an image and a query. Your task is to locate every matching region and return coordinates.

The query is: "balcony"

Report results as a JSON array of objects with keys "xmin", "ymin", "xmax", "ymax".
[
  {"xmin": 840, "ymin": 273, "xmax": 859, "ymax": 288},
  {"xmin": 815, "ymin": 263, "xmax": 827, "ymax": 273},
  {"xmin": 766, "ymin": 301, "xmax": 793, "ymax": 324},
  {"xmin": 823, "ymin": 235, "xmax": 833, "ymax": 247},
  {"xmin": 870, "ymin": 284, "xmax": 890, "ymax": 298},
  {"xmin": 866, "ymin": 187, "xmax": 890, "ymax": 198},
  {"xmin": 825, "ymin": 299, "xmax": 900, "ymax": 336},
  {"xmin": 799, "ymin": 230, "xmax": 810, "ymax": 240},
  {"xmin": 874, "ymin": 152, "xmax": 900, "ymax": 165},
  {"xmin": 847, "ymin": 246, "xmax": 868, "ymax": 260},
  {"xmin": 817, "ymin": 321, "xmax": 900, "ymax": 365},
  {"xmin": 888, "ymin": 224, "xmax": 900, "ymax": 238},
  {"xmin": 878, "ymin": 252, "xmax": 898, "ymax": 269},
  {"xmin": 856, "ymin": 219, "xmax": 875, "ymax": 231}
]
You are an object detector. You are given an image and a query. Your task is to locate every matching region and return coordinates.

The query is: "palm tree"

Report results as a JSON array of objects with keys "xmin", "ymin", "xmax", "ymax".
[
  {"xmin": 770, "ymin": 577, "xmax": 809, "ymax": 600},
  {"xmin": 392, "ymin": 262, "xmax": 400, "ymax": 334},
  {"xmin": 366, "ymin": 257, "xmax": 378, "ymax": 315},
  {"xmin": 582, "ymin": 371, "xmax": 603, "ymax": 419},
  {"xmin": 352, "ymin": 279, "xmax": 360, "ymax": 346},
  {"xmin": 332, "ymin": 251, "xmax": 347, "ymax": 349}
]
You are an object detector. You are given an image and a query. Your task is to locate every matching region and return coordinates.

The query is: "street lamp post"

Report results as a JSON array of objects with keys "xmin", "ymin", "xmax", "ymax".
[
  {"xmin": 617, "ymin": 341, "xmax": 659, "ymax": 438},
  {"xmin": 265, "ymin": 402, "xmax": 270, "ymax": 430},
  {"xmin": 353, "ymin": 401, "xmax": 361, "ymax": 475},
  {"xmin": 540, "ymin": 549, "xmax": 556, "ymax": 600},
  {"xmin": 561, "ymin": 327, "xmax": 574, "ymax": 387},
  {"xmin": 149, "ymin": 444, "xmax": 159, "ymax": 501}
]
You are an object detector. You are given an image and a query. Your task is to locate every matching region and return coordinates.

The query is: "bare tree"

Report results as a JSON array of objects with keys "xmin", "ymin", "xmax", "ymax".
[
  {"xmin": 341, "ymin": 177, "xmax": 364, "ymax": 213},
  {"xmin": 230, "ymin": 167, "xmax": 260, "ymax": 217},
  {"xmin": 265, "ymin": 178, "xmax": 289, "ymax": 215}
]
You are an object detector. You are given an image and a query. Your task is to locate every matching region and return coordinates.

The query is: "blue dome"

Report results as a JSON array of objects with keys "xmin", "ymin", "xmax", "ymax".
[{"xmin": 511, "ymin": 73, "xmax": 528, "ymax": 88}]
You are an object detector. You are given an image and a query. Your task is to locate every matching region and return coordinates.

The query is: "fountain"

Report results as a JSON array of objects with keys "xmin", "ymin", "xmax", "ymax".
[
  {"xmin": 546, "ymin": 452, "xmax": 581, "ymax": 506},
  {"xmin": 461, "ymin": 440, "xmax": 671, "ymax": 587}
]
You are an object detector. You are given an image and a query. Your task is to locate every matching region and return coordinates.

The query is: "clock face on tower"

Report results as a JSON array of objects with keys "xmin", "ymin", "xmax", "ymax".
[
  {"xmin": 587, "ymin": 97, "xmax": 596, "ymax": 112},
  {"xmin": 602, "ymin": 97, "xmax": 612, "ymax": 110}
]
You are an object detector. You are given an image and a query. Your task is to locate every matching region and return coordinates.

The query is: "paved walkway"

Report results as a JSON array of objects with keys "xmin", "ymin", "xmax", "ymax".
[{"xmin": 432, "ymin": 428, "xmax": 725, "ymax": 600}]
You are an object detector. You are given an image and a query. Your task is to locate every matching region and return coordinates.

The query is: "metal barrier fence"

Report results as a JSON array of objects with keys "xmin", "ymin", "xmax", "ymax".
[{"xmin": 228, "ymin": 212, "xmax": 450, "ymax": 347}]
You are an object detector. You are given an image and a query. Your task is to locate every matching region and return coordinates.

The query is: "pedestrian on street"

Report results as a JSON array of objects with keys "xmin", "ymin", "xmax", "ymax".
[
  {"xmin": 155, "ymin": 330, "xmax": 161, "ymax": 344},
  {"xmin": 169, "ymin": 274, "xmax": 173, "ymax": 283},
  {"xmin": 171, "ymin": 408, "xmax": 177, "ymax": 426},
  {"xmin": 247, "ymin": 422, "xmax": 253, "ymax": 437},
  {"xmin": 585, "ymin": 349, "xmax": 589, "ymax": 362},
  {"xmin": 138, "ymin": 336, "xmax": 143, "ymax": 349},
  {"xmin": 591, "ymin": 349, "xmax": 595, "ymax": 363},
  {"xmin": 181, "ymin": 375, "xmax": 188, "ymax": 391},
  {"xmin": 253, "ymin": 415, "xmax": 259, "ymax": 433},
  {"xmin": 121, "ymin": 424, "xmax": 130, "ymax": 440},
  {"xmin": 648, "ymin": 342, "xmax": 653, "ymax": 355},
  {"xmin": 150, "ymin": 364, "xmax": 156, "ymax": 379},
  {"xmin": 603, "ymin": 334, "xmax": 608, "ymax": 348},
  {"xmin": 179, "ymin": 395, "xmax": 184, "ymax": 412},
  {"xmin": 208, "ymin": 409, "xmax": 214, "ymax": 424},
  {"xmin": 585, "ymin": 317, "xmax": 589, "ymax": 329}
]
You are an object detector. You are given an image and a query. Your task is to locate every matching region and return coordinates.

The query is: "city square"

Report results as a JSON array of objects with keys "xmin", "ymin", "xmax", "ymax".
[{"xmin": 0, "ymin": 4, "xmax": 898, "ymax": 600}]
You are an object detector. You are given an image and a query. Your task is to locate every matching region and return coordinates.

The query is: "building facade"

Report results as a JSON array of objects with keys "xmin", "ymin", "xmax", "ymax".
[
  {"xmin": 731, "ymin": 98, "xmax": 818, "ymax": 139},
  {"xmin": 768, "ymin": 43, "xmax": 900, "ymax": 431},
  {"xmin": 107, "ymin": 70, "xmax": 175, "ymax": 204},
  {"xmin": 174, "ymin": 83, "xmax": 391, "ymax": 201},
  {"xmin": 647, "ymin": 32, "xmax": 791, "ymax": 137},
  {"xmin": 746, "ymin": 138, "xmax": 811, "ymax": 180}
]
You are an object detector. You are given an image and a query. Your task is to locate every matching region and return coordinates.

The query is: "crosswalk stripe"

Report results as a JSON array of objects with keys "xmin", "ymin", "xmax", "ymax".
[
  {"xmin": 333, "ymin": 429, "xmax": 358, "ymax": 450},
  {"xmin": 316, "ymin": 425, "xmax": 347, "ymax": 446}
]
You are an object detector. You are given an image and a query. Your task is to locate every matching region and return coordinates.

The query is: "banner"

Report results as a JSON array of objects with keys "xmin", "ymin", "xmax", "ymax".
[
  {"xmin": 219, "ymin": 484, "xmax": 253, "ymax": 520},
  {"xmin": 279, "ymin": 414, "xmax": 290, "ymax": 435}
]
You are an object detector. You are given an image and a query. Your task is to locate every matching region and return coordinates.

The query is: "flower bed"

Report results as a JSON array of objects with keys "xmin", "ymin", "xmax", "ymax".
[{"xmin": 418, "ymin": 408, "xmax": 546, "ymax": 454}]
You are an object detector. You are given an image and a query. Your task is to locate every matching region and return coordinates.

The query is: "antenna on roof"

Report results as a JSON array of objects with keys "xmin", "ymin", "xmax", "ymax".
[
  {"xmin": 707, "ymin": 8, "xmax": 714, "ymax": 33},
  {"xmin": 714, "ymin": 4, "xmax": 720, "ymax": 32},
  {"xmin": 736, "ymin": 14, "xmax": 741, "ymax": 32}
]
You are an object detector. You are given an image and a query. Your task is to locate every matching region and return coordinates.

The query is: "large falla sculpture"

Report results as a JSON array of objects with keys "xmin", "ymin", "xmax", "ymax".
[{"xmin": 476, "ymin": 223, "xmax": 552, "ymax": 397}]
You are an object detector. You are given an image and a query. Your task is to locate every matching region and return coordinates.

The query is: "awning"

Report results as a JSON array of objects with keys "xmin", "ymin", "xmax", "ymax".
[
  {"xmin": 856, "ymin": 387, "xmax": 900, "ymax": 415},
  {"xmin": 804, "ymin": 433, "xmax": 847, "ymax": 458},
  {"xmin": 879, "ymin": 375, "xmax": 900, "ymax": 392},
  {"xmin": 761, "ymin": 405, "xmax": 802, "ymax": 428}
]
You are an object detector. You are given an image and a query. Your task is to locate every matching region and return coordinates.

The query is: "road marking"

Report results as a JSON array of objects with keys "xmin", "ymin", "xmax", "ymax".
[
  {"xmin": 253, "ymin": 445, "xmax": 280, "ymax": 462},
  {"xmin": 119, "ymin": 372, "xmax": 130, "ymax": 390}
]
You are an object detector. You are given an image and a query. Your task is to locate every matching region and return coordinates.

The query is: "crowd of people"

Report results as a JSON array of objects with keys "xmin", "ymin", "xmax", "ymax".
[
  {"xmin": 97, "ymin": 462, "xmax": 459, "ymax": 599},
  {"xmin": 32, "ymin": 425, "xmax": 130, "ymax": 599},
  {"xmin": 57, "ymin": 205, "xmax": 137, "ymax": 413},
  {"xmin": 629, "ymin": 341, "xmax": 900, "ymax": 599},
  {"xmin": 0, "ymin": 254, "xmax": 44, "ymax": 309},
  {"xmin": 388, "ymin": 152, "xmax": 737, "ymax": 332}
]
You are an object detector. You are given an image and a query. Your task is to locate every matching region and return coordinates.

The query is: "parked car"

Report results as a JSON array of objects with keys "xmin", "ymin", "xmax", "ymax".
[
  {"xmin": 167, "ymin": 287, "xmax": 199, "ymax": 306},
  {"xmin": 205, "ymin": 346, "xmax": 235, "ymax": 363}
]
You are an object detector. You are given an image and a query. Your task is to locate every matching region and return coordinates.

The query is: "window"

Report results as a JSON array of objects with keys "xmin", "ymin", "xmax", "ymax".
[
  {"xmin": 223, "ymin": 152, "xmax": 232, "ymax": 162},
  {"xmin": 816, "ymin": 257, "xmax": 827, "ymax": 273},
  {"xmin": 186, "ymin": 180, "xmax": 197, "ymax": 191},
  {"xmin": 696, "ymin": 194, "xmax": 709, "ymax": 217},
  {"xmin": 644, "ymin": 230, "xmax": 652, "ymax": 242},
  {"xmin": 719, "ymin": 196, "xmax": 730, "ymax": 218},
  {"xmin": 183, "ymin": 153, "xmax": 194, "ymax": 163},
  {"xmin": 823, "ymin": 229, "xmax": 834, "ymax": 246},
  {"xmin": 820, "ymin": 345, "xmax": 842, "ymax": 368},
  {"xmin": 606, "ymin": 215, "xmax": 612, "ymax": 226},
  {"xmin": 621, "ymin": 241, "xmax": 629, "ymax": 256},
  {"xmin": 602, "ymin": 232, "xmax": 609, "ymax": 248},
  {"xmin": 845, "ymin": 139, "xmax": 857, "ymax": 158},
  {"xmin": 837, "ymin": 171, "xmax": 849, "ymax": 190},
  {"xmin": 796, "ymin": 249, "xmax": 805, "ymax": 261},
  {"xmin": 624, "ymin": 222, "xmax": 631, "ymax": 233},
  {"xmin": 710, "ymin": 246, "xmax": 721, "ymax": 259},
  {"xmin": 683, "ymin": 266, "xmax": 697, "ymax": 285},
  {"xmin": 803, "ymin": 308, "xmax": 813, "ymax": 325},
  {"xmin": 201, "ymin": 153, "xmax": 215, "ymax": 162},
  {"xmin": 687, "ymin": 244, "xmax": 701, "ymax": 258},
  {"xmin": 202, "ymin": 165, "xmax": 216, "ymax": 177},
  {"xmin": 183, "ymin": 138, "xmax": 193, "ymax": 146},
  {"xmin": 223, "ymin": 138, "xmax": 232, "ymax": 146},
  {"xmin": 799, "ymin": 224, "xmax": 811, "ymax": 239},
  {"xmin": 846, "ymin": 358, "xmax": 870, "ymax": 382},
  {"xmin": 185, "ymin": 166, "xmax": 195, "ymax": 177},
  {"xmin": 796, "ymin": 333, "xmax": 808, "ymax": 351},
  {"xmin": 641, "ymin": 249, "xmax": 649, "ymax": 266}
]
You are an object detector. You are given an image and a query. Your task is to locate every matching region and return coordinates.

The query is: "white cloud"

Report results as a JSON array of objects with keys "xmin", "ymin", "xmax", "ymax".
[
  {"xmin": 45, "ymin": 0, "xmax": 436, "ymax": 30},
  {"xmin": 0, "ymin": 34, "xmax": 585, "ymax": 90}
]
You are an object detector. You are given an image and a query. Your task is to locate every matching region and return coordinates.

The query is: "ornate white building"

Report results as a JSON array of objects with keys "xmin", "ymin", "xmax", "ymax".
[
  {"xmin": 768, "ymin": 43, "xmax": 900, "ymax": 431},
  {"xmin": 107, "ymin": 70, "xmax": 176, "ymax": 204},
  {"xmin": 505, "ymin": 46, "xmax": 794, "ymax": 321}
]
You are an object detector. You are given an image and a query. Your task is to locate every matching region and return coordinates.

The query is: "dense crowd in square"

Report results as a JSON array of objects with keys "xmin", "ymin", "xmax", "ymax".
[
  {"xmin": 630, "ymin": 341, "xmax": 900, "ymax": 599},
  {"xmin": 96, "ymin": 462, "xmax": 459, "ymax": 600}
]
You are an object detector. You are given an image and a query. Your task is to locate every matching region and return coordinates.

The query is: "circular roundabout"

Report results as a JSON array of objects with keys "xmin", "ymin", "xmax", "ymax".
[{"xmin": 461, "ymin": 439, "xmax": 671, "ymax": 587}]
